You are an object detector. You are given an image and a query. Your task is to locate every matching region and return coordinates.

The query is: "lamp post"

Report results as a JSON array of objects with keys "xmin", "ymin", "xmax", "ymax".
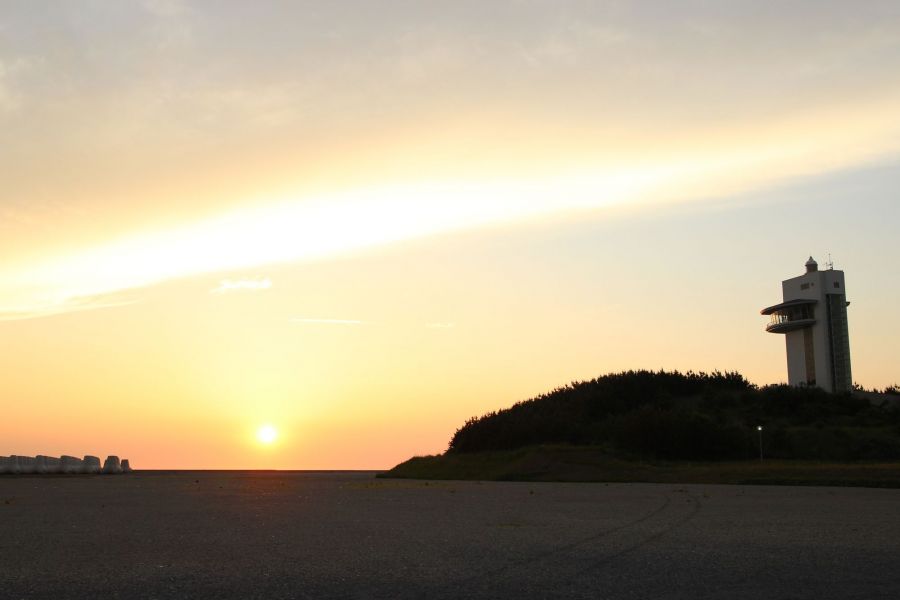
[{"xmin": 757, "ymin": 425, "xmax": 764, "ymax": 461}]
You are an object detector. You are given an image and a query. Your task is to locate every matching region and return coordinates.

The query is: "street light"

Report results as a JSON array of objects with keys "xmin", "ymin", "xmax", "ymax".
[{"xmin": 757, "ymin": 425, "xmax": 764, "ymax": 461}]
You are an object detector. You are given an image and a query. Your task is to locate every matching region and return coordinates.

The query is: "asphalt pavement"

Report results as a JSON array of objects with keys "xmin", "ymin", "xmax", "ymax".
[{"xmin": 1, "ymin": 471, "xmax": 898, "ymax": 599}]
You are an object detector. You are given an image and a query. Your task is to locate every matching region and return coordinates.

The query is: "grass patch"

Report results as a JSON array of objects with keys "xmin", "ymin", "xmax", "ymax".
[{"xmin": 379, "ymin": 445, "xmax": 900, "ymax": 488}]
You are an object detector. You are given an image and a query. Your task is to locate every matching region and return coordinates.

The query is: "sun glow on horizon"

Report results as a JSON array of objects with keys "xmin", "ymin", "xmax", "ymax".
[
  {"xmin": 3, "ymin": 2, "xmax": 900, "ymax": 471},
  {"xmin": 256, "ymin": 425, "xmax": 278, "ymax": 445}
]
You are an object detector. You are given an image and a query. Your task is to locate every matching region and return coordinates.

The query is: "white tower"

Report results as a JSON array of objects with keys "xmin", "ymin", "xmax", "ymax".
[{"xmin": 760, "ymin": 257, "xmax": 852, "ymax": 393}]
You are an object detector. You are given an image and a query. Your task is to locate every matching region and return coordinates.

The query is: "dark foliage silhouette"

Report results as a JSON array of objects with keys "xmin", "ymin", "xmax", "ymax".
[{"xmin": 448, "ymin": 370, "xmax": 900, "ymax": 460}]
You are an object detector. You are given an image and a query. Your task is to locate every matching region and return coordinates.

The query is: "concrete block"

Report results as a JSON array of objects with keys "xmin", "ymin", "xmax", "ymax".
[
  {"xmin": 13, "ymin": 456, "xmax": 36, "ymax": 474},
  {"xmin": 35, "ymin": 455, "xmax": 62, "ymax": 474},
  {"xmin": 102, "ymin": 455, "xmax": 122, "ymax": 474},
  {"xmin": 61, "ymin": 455, "xmax": 85, "ymax": 474},
  {"xmin": 6, "ymin": 455, "xmax": 21, "ymax": 474},
  {"xmin": 121, "ymin": 459, "xmax": 133, "ymax": 473},
  {"xmin": 83, "ymin": 455, "xmax": 102, "ymax": 474}
]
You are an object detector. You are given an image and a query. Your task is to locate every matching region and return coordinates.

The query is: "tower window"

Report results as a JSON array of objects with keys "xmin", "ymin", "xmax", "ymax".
[
  {"xmin": 801, "ymin": 283, "xmax": 810, "ymax": 290},
  {"xmin": 834, "ymin": 282, "xmax": 840, "ymax": 288}
]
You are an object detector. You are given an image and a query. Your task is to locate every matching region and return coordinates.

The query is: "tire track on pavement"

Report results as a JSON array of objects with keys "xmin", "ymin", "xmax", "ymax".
[{"xmin": 428, "ymin": 490, "xmax": 675, "ymax": 598}]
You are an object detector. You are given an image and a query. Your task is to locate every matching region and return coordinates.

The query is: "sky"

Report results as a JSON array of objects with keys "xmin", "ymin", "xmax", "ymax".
[{"xmin": 2, "ymin": 1, "xmax": 899, "ymax": 469}]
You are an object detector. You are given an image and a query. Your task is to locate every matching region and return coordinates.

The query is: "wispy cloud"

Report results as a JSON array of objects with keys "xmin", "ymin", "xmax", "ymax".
[
  {"xmin": 290, "ymin": 318, "xmax": 365, "ymax": 326},
  {"xmin": 210, "ymin": 278, "xmax": 272, "ymax": 294},
  {"xmin": 5, "ymin": 93, "xmax": 900, "ymax": 321},
  {"xmin": 4, "ymin": 3, "xmax": 900, "ymax": 321},
  {"xmin": 6, "ymin": 94, "xmax": 900, "ymax": 320},
  {"xmin": 0, "ymin": 293, "xmax": 137, "ymax": 322}
]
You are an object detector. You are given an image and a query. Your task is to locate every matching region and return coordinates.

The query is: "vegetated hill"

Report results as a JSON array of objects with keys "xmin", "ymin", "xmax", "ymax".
[{"xmin": 447, "ymin": 370, "xmax": 900, "ymax": 461}]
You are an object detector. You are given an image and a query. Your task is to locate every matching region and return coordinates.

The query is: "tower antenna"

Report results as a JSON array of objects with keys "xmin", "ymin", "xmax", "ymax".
[{"xmin": 825, "ymin": 253, "xmax": 834, "ymax": 270}]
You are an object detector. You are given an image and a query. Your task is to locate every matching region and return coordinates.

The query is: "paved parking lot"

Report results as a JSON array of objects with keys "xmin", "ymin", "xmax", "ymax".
[{"xmin": 1, "ymin": 471, "xmax": 898, "ymax": 599}]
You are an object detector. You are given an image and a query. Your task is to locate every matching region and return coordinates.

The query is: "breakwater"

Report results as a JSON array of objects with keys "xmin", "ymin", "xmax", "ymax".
[{"xmin": 0, "ymin": 455, "xmax": 132, "ymax": 474}]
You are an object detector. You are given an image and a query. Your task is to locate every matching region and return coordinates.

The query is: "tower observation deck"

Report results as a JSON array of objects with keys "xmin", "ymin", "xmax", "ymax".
[{"xmin": 760, "ymin": 257, "xmax": 852, "ymax": 393}]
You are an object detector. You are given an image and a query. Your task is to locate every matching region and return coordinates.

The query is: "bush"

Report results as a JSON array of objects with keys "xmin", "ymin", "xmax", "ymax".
[
  {"xmin": 611, "ymin": 407, "xmax": 749, "ymax": 460},
  {"xmin": 446, "ymin": 370, "xmax": 900, "ymax": 461}
]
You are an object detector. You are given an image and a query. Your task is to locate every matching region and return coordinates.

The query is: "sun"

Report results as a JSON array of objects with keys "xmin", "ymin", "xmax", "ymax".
[{"xmin": 256, "ymin": 424, "xmax": 278, "ymax": 445}]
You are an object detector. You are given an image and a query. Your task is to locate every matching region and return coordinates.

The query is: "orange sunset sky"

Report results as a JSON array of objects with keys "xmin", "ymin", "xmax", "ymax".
[{"xmin": 2, "ymin": 2, "xmax": 899, "ymax": 468}]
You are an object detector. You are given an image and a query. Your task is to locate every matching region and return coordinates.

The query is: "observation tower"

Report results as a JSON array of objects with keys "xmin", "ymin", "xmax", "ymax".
[{"xmin": 760, "ymin": 257, "xmax": 852, "ymax": 393}]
